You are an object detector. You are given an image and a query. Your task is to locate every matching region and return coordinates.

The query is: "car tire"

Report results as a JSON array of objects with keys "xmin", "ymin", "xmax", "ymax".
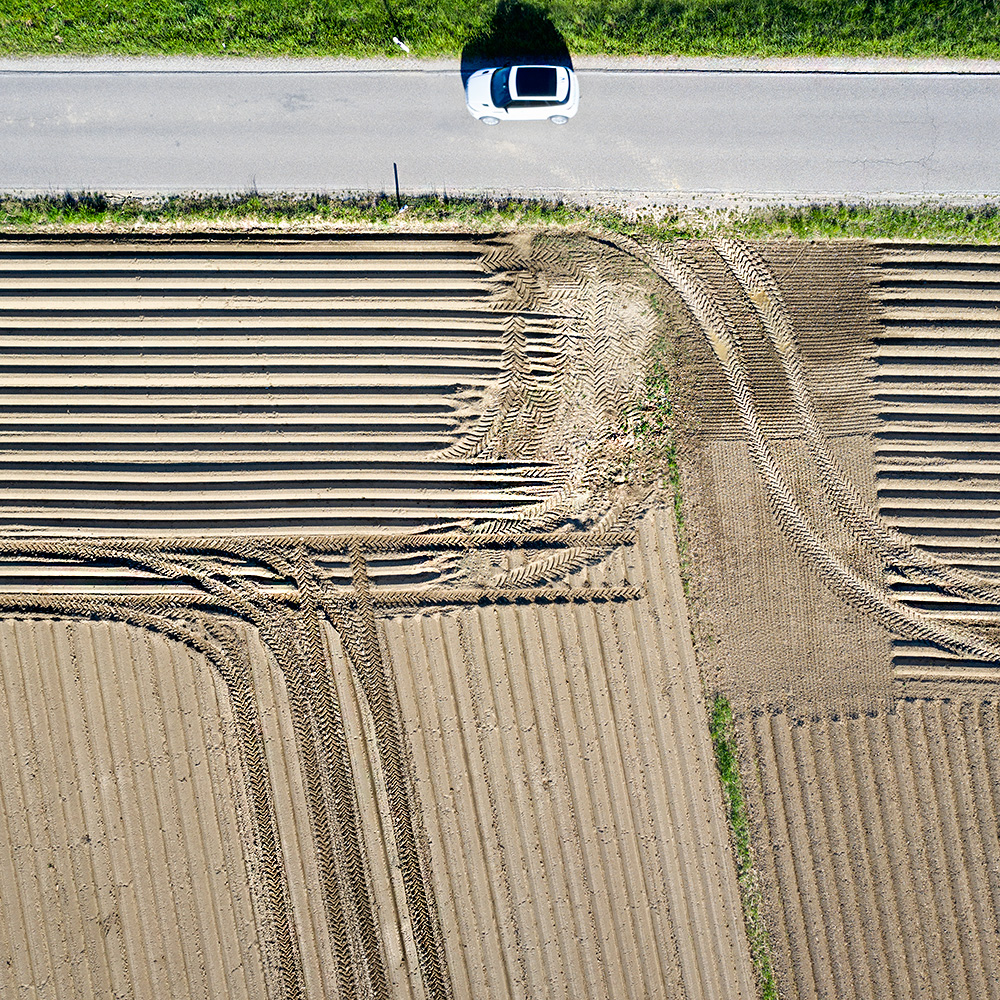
[
  {"xmin": 480, "ymin": 116, "xmax": 501, "ymax": 126},
  {"xmin": 549, "ymin": 115, "xmax": 569, "ymax": 125}
]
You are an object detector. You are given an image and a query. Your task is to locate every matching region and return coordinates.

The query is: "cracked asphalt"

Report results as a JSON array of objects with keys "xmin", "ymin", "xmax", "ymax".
[{"xmin": 1, "ymin": 56, "xmax": 998, "ymax": 208}]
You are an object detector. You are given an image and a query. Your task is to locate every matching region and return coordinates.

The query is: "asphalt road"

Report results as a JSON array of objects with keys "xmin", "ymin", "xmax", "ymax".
[{"xmin": 2, "ymin": 58, "xmax": 999, "ymax": 206}]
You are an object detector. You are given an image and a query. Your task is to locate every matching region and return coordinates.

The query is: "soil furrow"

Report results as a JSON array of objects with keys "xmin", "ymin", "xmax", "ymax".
[
  {"xmin": 81, "ymin": 622, "xmax": 167, "ymax": 998},
  {"xmin": 104, "ymin": 623, "xmax": 203, "ymax": 1000},
  {"xmin": 788, "ymin": 719, "xmax": 856, "ymax": 999},
  {"xmin": 532, "ymin": 608, "xmax": 615, "ymax": 1000},
  {"xmin": 456, "ymin": 608, "xmax": 534, "ymax": 1000},
  {"xmin": 812, "ymin": 717, "xmax": 885, "ymax": 1000},
  {"xmin": 884, "ymin": 708, "xmax": 948, "ymax": 998},
  {"xmin": 0, "ymin": 623, "xmax": 62, "ymax": 995},
  {"xmin": 571, "ymin": 599, "xmax": 662, "ymax": 1000},
  {"xmin": 937, "ymin": 700, "xmax": 1000, "ymax": 1000},
  {"xmin": 509, "ymin": 605, "xmax": 595, "ymax": 999},
  {"xmin": 164, "ymin": 633, "xmax": 248, "ymax": 1000},
  {"xmin": 131, "ymin": 626, "xmax": 215, "ymax": 999},
  {"xmin": 747, "ymin": 711, "xmax": 803, "ymax": 995},
  {"xmin": 917, "ymin": 701, "xmax": 984, "ymax": 997},
  {"xmin": 33, "ymin": 621, "xmax": 112, "ymax": 999},
  {"xmin": 549, "ymin": 602, "xmax": 634, "ymax": 1000},
  {"xmin": 904, "ymin": 703, "xmax": 973, "ymax": 995},
  {"xmin": 480, "ymin": 603, "xmax": 563, "ymax": 998},
  {"xmin": 961, "ymin": 702, "xmax": 1000, "ymax": 933},
  {"xmin": 588, "ymin": 603, "xmax": 675, "ymax": 1000},
  {"xmin": 55, "ymin": 622, "xmax": 140, "ymax": 996},
  {"xmin": 412, "ymin": 613, "xmax": 502, "ymax": 1000},
  {"xmin": 768, "ymin": 712, "xmax": 836, "ymax": 999},
  {"xmin": 611, "ymin": 598, "xmax": 692, "ymax": 1000},
  {"xmin": 847, "ymin": 714, "xmax": 921, "ymax": 998},
  {"xmin": 15, "ymin": 620, "xmax": 82, "ymax": 1000}
]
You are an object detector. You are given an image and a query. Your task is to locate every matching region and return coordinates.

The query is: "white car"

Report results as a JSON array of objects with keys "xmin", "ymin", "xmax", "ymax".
[{"xmin": 466, "ymin": 65, "xmax": 579, "ymax": 125}]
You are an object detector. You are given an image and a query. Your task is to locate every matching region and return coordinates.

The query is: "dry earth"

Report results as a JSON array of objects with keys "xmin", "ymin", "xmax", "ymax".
[
  {"xmin": 12, "ymin": 229, "xmax": 997, "ymax": 1000},
  {"xmin": 662, "ymin": 238, "xmax": 1000, "ymax": 1000},
  {"xmin": 0, "ymin": 233, "xmax": 755, "ymax": 1000}
]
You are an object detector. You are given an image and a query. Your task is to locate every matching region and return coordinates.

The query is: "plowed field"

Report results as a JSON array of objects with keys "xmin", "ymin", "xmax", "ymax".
[
  {"xmin": 744, "ymin": 700, "xmax": 1000, "ymax": 1000},
  {"xmin": 663, "ymin": 238, "xmax": 1000, "ymax": 1000},
  {"xmin": 0, "ymin": 235, "xmax": 564, "ymax": 535},
  {"xmin": 11, "ymin": 230, "xmax": 997, "ymax": 1000},
  {"xmin": 0, "ymin": 233, "xmax": 754, "ymax": 1000}
]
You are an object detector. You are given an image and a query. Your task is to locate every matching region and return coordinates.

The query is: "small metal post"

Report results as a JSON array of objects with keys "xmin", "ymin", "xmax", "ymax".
[{"xmin": 393, "ymin": 163, "xmax": 401, "ymax": 210}]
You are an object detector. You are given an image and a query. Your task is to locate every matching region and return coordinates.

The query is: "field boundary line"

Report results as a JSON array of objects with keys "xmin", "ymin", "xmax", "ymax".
[{"xmin": 710, "ymin": 695, "xmax": 779, "ymax": 1000}]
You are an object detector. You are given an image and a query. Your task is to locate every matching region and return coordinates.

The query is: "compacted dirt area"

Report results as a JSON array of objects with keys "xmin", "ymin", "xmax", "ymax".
[
  {"xmin": 0, "ymin": 232, "xmax": 755, "ymax": 1000},
  {"xmin": 664, "ymin": 239, "xmax": 1000, "ymax": 1000}
]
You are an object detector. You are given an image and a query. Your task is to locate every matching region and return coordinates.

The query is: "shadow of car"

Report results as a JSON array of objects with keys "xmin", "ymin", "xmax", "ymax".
[{"xmin": 466, "ymin": 64, "xmax": 579, "ymax": 125}]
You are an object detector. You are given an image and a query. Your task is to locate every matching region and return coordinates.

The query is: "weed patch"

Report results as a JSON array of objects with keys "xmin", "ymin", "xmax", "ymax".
[
  {"xmin": 6, "ymin": 192, "xmax": 1000, "ymax": 243},
  {"xmin": 709, "ymin": 693, "xmax": 779, "ymax": 1000},
  {"xmin": 631, "ymin": 312, "xmax": 689, "ymax": 570},
  {"xmin": 0, "ymin": 191, "xmax": 580, "ymax": 231}
]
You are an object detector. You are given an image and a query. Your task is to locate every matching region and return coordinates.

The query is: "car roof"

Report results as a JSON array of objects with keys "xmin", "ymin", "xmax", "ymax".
[{"xmin": 511, "ymin": 66, "xmax": 559, "ymax": 99}]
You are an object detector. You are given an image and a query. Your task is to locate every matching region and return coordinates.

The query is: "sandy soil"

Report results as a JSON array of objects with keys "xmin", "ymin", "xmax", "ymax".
[
  {"xmin": 0, "ymin": 232, "xmax": 754, "ymax": 999},
  {"xmin": 661, "ymin": 238, "xmax": 1000, "ymax": 1000},
  {"xmin": 874, "ymin": 244, "xmax": 1000, "ymax": 683},
  {"xmin": 0, "ymin": 233, "xmax": 653, "ymax": 540},
  {"xmin": 743, "ymin": 699, "xmax": 1000, "ymax": 1000},
  {"xmin": 385, "ymin": 510, "xmax": 753, "ymax": 1000},
  {"xmin": 16, "ymin": 229, "xmax": 1000, "ymax": 1000},
  {"xmin": 0, "ymin": 619, "xmax": 269, "ymax": 999}
]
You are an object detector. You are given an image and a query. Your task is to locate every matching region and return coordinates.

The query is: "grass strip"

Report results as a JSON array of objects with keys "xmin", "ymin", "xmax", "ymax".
[
  {"xmin": 4, "ymin": 192, "xmax": 1000, "ymax": 243},
  {"xmin": 709, "ymin": 693, "xmax": 779, "ymax": 1000},
  {"xmin": 4, "ymin": 1, "xmax": 1000, "ymax": 59},
  {"xmin": 0, "ymin": 192, "xmax": 581, "ymax": 230},
  {"xmin": 631, "ymin": 311, "xmax": 690, "ymax": 579}
]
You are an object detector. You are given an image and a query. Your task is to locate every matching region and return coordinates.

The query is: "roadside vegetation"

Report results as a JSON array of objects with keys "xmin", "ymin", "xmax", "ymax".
[
  {"xmin": 3, "ymin": 0, "xmax": 1000, "ymax": 59},
  {"xmin": 630, "ymin": 312, "xmax": 690, "ymax": 579},
  {"xmin": 709, "ymin": 693, "xmax": 779, "ymax": 1000},
  {"xmin": 5, "ymin": 192, "xmax": 1000, "ymax": 243}
]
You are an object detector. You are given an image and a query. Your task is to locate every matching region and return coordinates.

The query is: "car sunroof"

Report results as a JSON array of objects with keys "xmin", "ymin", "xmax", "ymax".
[{"xmin": 514, "ymin": 67, "xmax": 557, "ymax": 98}]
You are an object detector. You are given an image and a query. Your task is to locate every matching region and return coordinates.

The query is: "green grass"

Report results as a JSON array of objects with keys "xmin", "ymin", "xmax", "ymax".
[
  {"xmin": 709, "ymin": 694, "xmax": 779, "ymax": 1000},
  {"xmin": 3, "ymin": 0, "xmax": 1000, "ymax": 59},
  {"xmin": 5, "ymin": 192, "xmax": 1000, "ymax": 244},
  {"xmin": 676, "ymin": 202, "xmax": 1000, "ymax": 242},
  {"xmin": 0, "ymin": 191, "xmax": 582, "ymax": 230}
]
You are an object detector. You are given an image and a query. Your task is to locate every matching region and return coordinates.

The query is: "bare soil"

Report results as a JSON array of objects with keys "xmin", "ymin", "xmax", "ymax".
[
  {"xmin": 0, "ymin": 232, "xmax": 754, "ymax": 1000},
  {"xmin": 664, "ymin": 238, "xmax": 1000, "ymax": 1000},
  {"xmin": 10, "ymin": 230, "xmax": 998, "ymax": 1000}
]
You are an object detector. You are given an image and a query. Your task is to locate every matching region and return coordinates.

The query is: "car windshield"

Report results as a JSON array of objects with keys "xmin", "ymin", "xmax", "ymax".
[{"xmin": 490, "ymin": 68, "xmax": 511, "ymax": 108}]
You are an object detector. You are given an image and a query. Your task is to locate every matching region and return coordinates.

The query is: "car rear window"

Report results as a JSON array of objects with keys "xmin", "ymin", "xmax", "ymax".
[{"xmin": 514, "ymin": 67, "xmax": 557, "ymax": 98}]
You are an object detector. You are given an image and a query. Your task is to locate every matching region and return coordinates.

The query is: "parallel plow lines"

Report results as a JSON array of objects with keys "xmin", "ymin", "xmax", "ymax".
[
  {"xmin": 742, "ymin": 702, "xmax": 1000, "ymax": 1000},
  {"xmin": 0, "ymin": 234, "xmax": 668, "ymax": 1000},
  {"xmin": 876, "ymin": 245, "xmax": 1000, "ymax": 676},
  {"xmin": 0, "ymin": 235, "xmax": 564, "ymax": 538}
]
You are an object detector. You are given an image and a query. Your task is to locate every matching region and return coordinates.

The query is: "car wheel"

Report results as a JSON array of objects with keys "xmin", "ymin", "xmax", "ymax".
[
  {"xmin": 549, "ymin": 115, "xmax": 569, "ymax": 125},
  {"xmin": 480, "ymin": 116, "xmax": 501, "ymax": 126}
]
